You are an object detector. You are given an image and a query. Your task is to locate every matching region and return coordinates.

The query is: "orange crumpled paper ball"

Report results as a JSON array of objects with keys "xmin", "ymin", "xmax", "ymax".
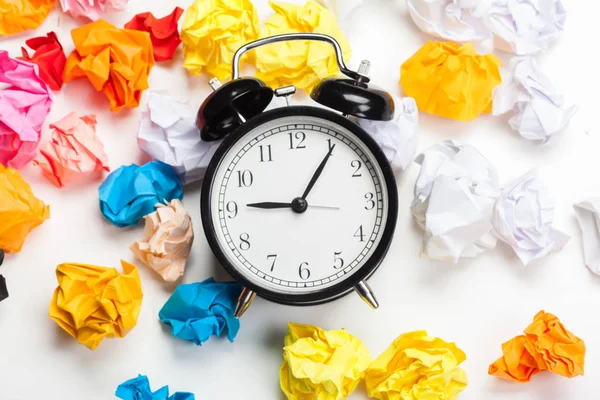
[
  {"xmin": 0, "ymin": 0, "xmax": 55, "ymax": 36},
  {"xmin": 19, "ymin": 32, "xmax": 67, "ymax": 91},
  {"xmin": 0, "ymin": 164, "xmax": 50, "ymax": 253},
  {"xmin": 124, "ymin": 7, "xmax": 184, "ymax": 62},
  {"xmin": 400, "ymin": 41, "xmax": 501, "ymax": 122},
  {"xmin": 63, "ymin": 19, "xmax": 155, "ymax": 112},
  {"xmin": 489, "ymin": 310, "xmax": 586, "ymax": 382}
]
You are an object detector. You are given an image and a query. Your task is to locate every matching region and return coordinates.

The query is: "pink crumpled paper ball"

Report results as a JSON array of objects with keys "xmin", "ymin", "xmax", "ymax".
[
  {"xmin": 0, "ymin": 50, "xmax": 53, "ymax": 169},
  {"xmin": 34, "ymin": 111, "xmax": 110, "ymax": 187},
  {"xmin": 59, "ymin": 0, "xmax": 128, "ymax": 21}
]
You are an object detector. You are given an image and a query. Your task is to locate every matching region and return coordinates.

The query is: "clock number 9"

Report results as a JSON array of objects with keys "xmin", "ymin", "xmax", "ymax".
[
  {"xmin": 298, "ymin": 262, "xmax": 310, "ymax": 280},
  {"xmin": 333, "ymin": 251, "xmax": 344, "ymax": 269},
  {"xmin": 365, "ymin": 192, "xmax": 375, "ymax": 210},
  {"xmin": 288, "ymin": 131, "xmax": 306, "ymax": 149},
  {"xmin": 226, "ymin": 201, "xmax": 238, "ymax": 218},
  {"xmin": 239, "ymin": 233, "xmax": 250, "ymax": 251},
  {"xmin": 237, "ymin": 170, "xmax": 253, "ymax": 187},
  {"xmin": 351, "ymin": 160, "xmax": 362, "ymax": 177}
]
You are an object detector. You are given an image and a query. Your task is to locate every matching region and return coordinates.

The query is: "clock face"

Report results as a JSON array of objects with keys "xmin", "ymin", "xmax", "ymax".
[{"xmin": 203, "ymin": 107, "xmax": 396, "ymax": 304}]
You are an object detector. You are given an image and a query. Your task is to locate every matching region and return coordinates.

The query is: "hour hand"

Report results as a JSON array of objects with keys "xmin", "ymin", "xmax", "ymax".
[{"xmin": 246, "ymin": 202, "xmax": 292, "ymax": 209}]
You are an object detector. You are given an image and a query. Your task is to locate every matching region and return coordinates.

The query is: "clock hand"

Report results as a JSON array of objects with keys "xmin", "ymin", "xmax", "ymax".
[
  {"xmin": 301, "ymin": 144, "xmax": 336, "ymax": 200},
  {"xmin": 246, "ymin": 202, "xmax": 292, "ymax": 209}
]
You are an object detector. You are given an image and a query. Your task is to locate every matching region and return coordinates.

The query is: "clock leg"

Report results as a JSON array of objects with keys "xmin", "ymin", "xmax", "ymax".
[
  {"xmin": 354, "ymin": 280, "xmax": 379, "ymax": 309},
  {"xmin": 234, "ymin": 287, "xmax": 256, "ymax": 318}
]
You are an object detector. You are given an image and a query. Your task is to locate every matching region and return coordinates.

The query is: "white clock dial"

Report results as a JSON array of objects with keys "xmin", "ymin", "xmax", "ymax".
[{"xmin": 209, "ymin": 114, "xmax": 389, "ymax": 294}]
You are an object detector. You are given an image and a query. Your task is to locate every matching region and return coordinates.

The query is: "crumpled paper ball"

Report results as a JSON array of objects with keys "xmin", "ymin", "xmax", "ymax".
[
  {"xmin": 60, "ymin": 0, "xmax": 128, "ymax": 21},
  {"xmin": 116, "ymin": 375, "xmax": 195, "ymax": 400},
  {"xmin": 48, "ymin": 260, "xmax": 143, "ymax": 350},
  {"xmin": 137, "ymin": 91, "xmax": 221, "ymax": 184},
  {"xmin": 130, "ymin": 199, "xmax": 194, "ymax": 283},
  {"xmin": 365, "ymin": 330, "xmax": 468, "ymax": 400},
  {"xmin": 279, "ymin": 322, "xmax": 372, "ymax": 400},
  {"xmin": 63, "ymin": 20, "xmax": 155, "ymax": 112},
  {"xmin": 0, "ymin": 50, "xmax": 53, "ymax": 169},
  {"xmin": 573, "ymin": 198, "xmax": 600, "ymax": 275},
  {"xmin": 99, "ymin": 161, "xmax": 183, "ymax": 228},
  {"xmin": 412, "ymin": 141, "xmax": 500, "ymax": 262},
  {"xmin": 407, "ymin": 0, "xmax": 491, "ymax": 44},
  {"xmin": 124, "ymin": 8, "xmax": 184, "ymax": 62},
  {"xmin": 489, "ymin": 310, "xmax": 585, "ymax": 382},
  {"xmin": 158, "ymin": 278, "xmax": 243, "ymax": 345},
  {"xmin": 34, "ymin": 112, "xmax": 109, "ymax": 188},
  {"xmin": 19, "ymin": 32, "xmax": 66, "ymax": 91},
  {"xmin": 0, "ymin": 0, "xmax": 55, "ymax": 36},
  {"xmin": 493, "ymin": 57, "xmax": 577, "ymax": 143},
  {"xmin": 488, "ymin": 0, "xmax": 566, "ymax": 55},
  {"xmin": 181, "ymin": 0, "xmax": 260, "ymax": 81},
  {"xmin": 491, "ymin": 170, "xmax": 569, "ymax": 266},
  {"xmin": 0, "ymin": 164, "xmax": 50, "ymax": 253},
  {"xmin": 356, "ymin": 96, "xmax": 418, "ymax": 171},
  {"xmin": 256, "ymin": 0, "xmax": 352, "ymax": 92},
  {"xmin": 400, "ymin": 41, "xmax": 501, "ymax": 121}
]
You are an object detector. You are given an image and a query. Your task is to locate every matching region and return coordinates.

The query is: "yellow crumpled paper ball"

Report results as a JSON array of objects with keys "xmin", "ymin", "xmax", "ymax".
[
  {"xmin": 280, "ymin": 322, "xmax": 372, "ymax": 400},
  {"xmin": 0, "ymin": 0, "xmax": 55, "ymax": 36},
  {"xmin": 181, "ymin": 0, "xmax": 260, "ymax": 81},
  {"xmin": 255, "ymin": 0, "xmax": 351, "ymax": 92},
  {"xmin": 48, "ymin": 261, "xmax": 143, "ymax": 350},
  {"xmin": 400, "ymin": 41, "xmax": 501, "ymax": 122},
  {"xmin": 365, "ymin": 330, "xmax": 468, "ymax": 400},
  {"xmin": 0, "ymin": 164, "xmax": 50, "ymax": 253}
]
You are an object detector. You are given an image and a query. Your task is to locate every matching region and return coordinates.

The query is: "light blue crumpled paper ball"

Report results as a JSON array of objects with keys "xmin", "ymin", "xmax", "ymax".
[
  {"xmin": 115, "ymin": 374, "xmax": 194, "ymax": 400},
  {"xmin": 159, "ymin": 278, "xmax": 243, "ymax": 345},
  {"xmin": 98, "ymin": 161, "xmax": 183, "ymax": 227}
]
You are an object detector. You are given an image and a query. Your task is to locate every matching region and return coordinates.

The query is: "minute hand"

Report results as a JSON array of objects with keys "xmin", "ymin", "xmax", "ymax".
[{"xmin": 301, "ymin": 144, "xmax": 336, "ymax": 199}]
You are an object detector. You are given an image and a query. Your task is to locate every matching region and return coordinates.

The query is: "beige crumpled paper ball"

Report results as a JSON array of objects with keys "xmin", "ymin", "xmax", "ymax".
[{"xmin": 130, "ymin": 199, "xmax": 194, "ymax": 282}]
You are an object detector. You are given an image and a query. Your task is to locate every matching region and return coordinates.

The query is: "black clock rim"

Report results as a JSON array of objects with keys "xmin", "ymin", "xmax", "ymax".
[{"xmin": 200, "ymin": 105, "xmax": 398, "ymax": 306}]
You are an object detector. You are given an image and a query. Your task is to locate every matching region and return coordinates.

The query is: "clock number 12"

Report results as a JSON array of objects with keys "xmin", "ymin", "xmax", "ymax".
[{"xmin": 288, "ymin": 131, "xmax": 306, "ymax": 149}]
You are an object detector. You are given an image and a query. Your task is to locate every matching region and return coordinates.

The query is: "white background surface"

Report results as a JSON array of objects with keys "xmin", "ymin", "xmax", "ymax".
[{"xmin": 1, "ymin": 0, "xmax": 600, "ymax": 399}]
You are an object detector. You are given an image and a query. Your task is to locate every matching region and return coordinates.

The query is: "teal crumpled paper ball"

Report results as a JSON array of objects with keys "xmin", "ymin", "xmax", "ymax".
[
  {"xmin": 116, "ymin": 374, "xmax": 194, "ymax": 400},
  {"xmin": 98, "ymin": 161, "xmax": 183, "ymax": 227}
]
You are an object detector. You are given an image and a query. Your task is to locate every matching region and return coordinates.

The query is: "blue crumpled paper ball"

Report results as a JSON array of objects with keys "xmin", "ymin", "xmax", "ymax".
[
  {"xmin": 99, "ymin": 161, "xmax": 183, "ymax": 227},
  {"xmin": 159, "ymin": 278, "xmax": 243, "ymax": 345},
  {"xmin": 115, "ymin": 374, "xmax": 194, "ymax": 400}
]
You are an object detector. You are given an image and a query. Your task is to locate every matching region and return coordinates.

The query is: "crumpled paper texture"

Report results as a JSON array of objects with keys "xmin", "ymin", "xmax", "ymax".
[
  {"xmin": 407, "ymin": 0, "xmax": 491, "ymax": 44},
  {"xmin": 0, "ymin": 164, "xmax": 50, "ymax": 253},
  {"xmin": 279, "ymin": 322, "xmax": 371, "ymax": 400},
  {"xmin": 158, "ymin": 278, "xmax": 243, "ymax": 345},
  {"xmin": 493, "ymin": 57, "xmax": 577, "ymax": 143},
  {"xmin": 63, "ymin": 20, "xmax": 155, "ymax": 112},
  {"xmin": 0, "ymin": 50, "xmax": 53, "ymax": 169},
  {"xmin": 489, "ymin": 310, "xmax": 585, "ymax": 382},
  {"xmin": 116, "ymin": 375, "xmax": 195, "ymax": 400},
  {"xmin": 130, "ymin": 199, "xmax": 194, "ymax": 283},
  {"xmin": 19, "ymin": 32, "xmax": 66, "ymax": 91},
  {"xmin": 60, "ymin": 0, "xmax": 128, "ymax": 21},
  {"xmin": 48, "ymin": 260, "xmax": 143, "ymax": 350},
  {"xmin": 492, "ymin": 171, "xmax": 569, "ymax": 265},
  {"xmin": 34, "ymin": 112, "xmax": 109, "ymax": 188},
  {"xmin": 0, "ymin": 0, "xmax": 55, "ymax": 36},
  {"xmin": 488, "ymin": 0, "xmax": 566, "ymax": 55},
  {"xmin": 573, "ymin": 198, "xmax": 600, "ymax": 275},
  {"xmin": 99, "ymin": 161, "xmax": 183, "ymax": 228},
  {"xmin": 365, "ymin": 330, "xmax": 468, "ymax": 400},
  {"xmin": 400, "ymin": 41, "xmax": 501, "ymax": 121},
  {"xmin": 356, "ymin": 96, "xmax": 418, "ymax": 171},
  {"xmin": 181, "ymin": 0, "xmax": 259, "ymax": 81},
  {"xmin": 256, "ymin": 0, "xmax": 352, "ymax": 92},
  {"xmin": 124, "ymin": 7, "xmax": 184, "ymax": 62},
  {"xmin": 137, "ymin": 91, "xmax": 221, "ymax": 184},
  {"xmin": 412, "ymin": 141, "xmax": 500, "ymax": 262}
]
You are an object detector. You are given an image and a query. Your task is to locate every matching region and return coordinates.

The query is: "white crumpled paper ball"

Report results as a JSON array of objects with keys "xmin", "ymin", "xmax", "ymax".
[
  {"xmin": 356, "ymin": 96, "xmax": 418, "ymax": 171},
  {"xmin": 130, "ymin": 199, "xmax": 194, "ymax": 282},
  {"xmin": 137, "ymin": 91, "xmax": 221, "ymax": 185},
  {"xmin": 573, "ymin": 199, "xmax": 600, "ymax": 275},
  {"xmin": 488, "ymin": 0, "xmax": 566, "ymax": 55},
  {"xmin": 412, "ymin": 141, "xmax": 500, "ymax": 262},
  {"xmin": 493, "ymin": 57, "xmax": 577, "ymax": 143},
  {"xmin": 492, "ymin": 171, "xmax": 569, "ymax": 265}
]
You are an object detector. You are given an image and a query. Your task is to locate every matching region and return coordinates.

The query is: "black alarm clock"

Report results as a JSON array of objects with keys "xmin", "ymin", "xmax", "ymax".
[{"xmin": 198, "ymin": 33, "xmax": 398, "ymax": 317}]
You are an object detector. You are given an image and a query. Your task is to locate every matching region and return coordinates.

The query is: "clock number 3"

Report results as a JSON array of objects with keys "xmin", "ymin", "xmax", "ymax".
[
  {"xmin": 288, "ymin": 131, "xmax": 306, "ymax": 149},
  {"xmin": 239, "ymin": 233, "xmax": 251, "ymax": 250},
  {"xmin": 237, "ymin": 170, "xmax": 253, "ymax": 187},
  {"xmin": 365, "ymin": 192, "xmax": 375, "ymax": 210},
  {"xmin": 298, "ymin": 262, "xmax": 310, "ymax": 280}
]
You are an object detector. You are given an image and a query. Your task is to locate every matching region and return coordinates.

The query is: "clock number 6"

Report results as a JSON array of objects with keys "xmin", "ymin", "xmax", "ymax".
[
  {"xmin": 288, "ymin": 131, "xmax": 306, "ymax": 149},
  {"xmin": 333, "ymin": 251, "xmax": 344, "ymax": 269},
  {"xmin": 267, "ymin": 254, "xmax": 277, "ymax": 272},
  {"xmin": 298, "ymin": 262, "xmax": 310, "ymax": 280},
  {"xmin": 351, "ymin": 160, "xmax": 362, "ymax": 177},
  {"xmin": 237, "ymin": 170, "xmax": 253, "ymax": 187},
  {"xmin": 239, "ymin": 233, "xmax": 250, "ymax": 251}
]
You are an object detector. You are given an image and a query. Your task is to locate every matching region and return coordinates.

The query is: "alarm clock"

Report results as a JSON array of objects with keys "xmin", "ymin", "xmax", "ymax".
[{"xmin": 198, "ymin": 33, "xmax": 398, "ymax": 317}]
